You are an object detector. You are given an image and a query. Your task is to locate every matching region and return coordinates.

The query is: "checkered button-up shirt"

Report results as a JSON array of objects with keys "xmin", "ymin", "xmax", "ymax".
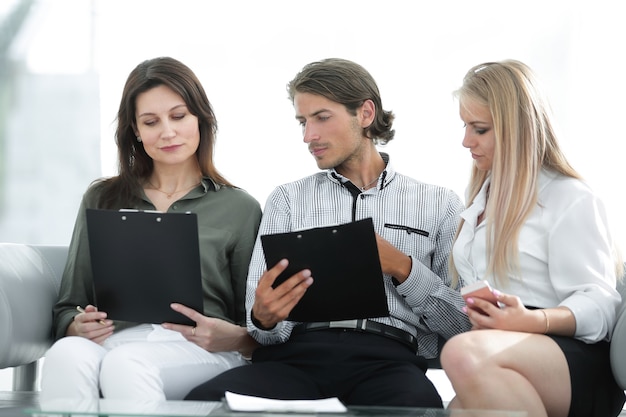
[{"xmin": 247, "ymin": 153, "xmax": 471, "ymax": 359}]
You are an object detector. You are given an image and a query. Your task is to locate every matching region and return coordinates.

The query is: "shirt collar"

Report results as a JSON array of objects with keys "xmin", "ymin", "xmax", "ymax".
[
  {"xmin": 460, "ymin": 169, "xmax": 556, "ymax": 225},
  {"xmin": 200, "ymin": 176, "xmax": 217, "ymax": 192},
  {"xmin": 138, "ymin": 175, "xmax": 216, "ymax": 205},
  {"xmin": 326, "ymin": 152, "xmax": 395, "ymax": 190},
  {"xmin": 460, "ymin": 176, "xmax": 491, "ymax": 226}
]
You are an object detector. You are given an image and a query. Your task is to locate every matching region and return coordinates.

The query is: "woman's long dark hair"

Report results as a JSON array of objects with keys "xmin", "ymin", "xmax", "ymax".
[{"xmin": 97, "ymin": 56, "xmax": 232, "ymax": 208}]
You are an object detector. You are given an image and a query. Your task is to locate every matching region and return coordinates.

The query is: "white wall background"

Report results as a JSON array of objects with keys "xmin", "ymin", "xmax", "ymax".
[{"xmin": 16, "ymin": 0, "xmax": 626, "ymax": 253}]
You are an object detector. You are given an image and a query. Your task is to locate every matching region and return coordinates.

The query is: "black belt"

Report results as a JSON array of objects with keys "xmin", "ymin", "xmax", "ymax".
[{"xmin": 292, "ymin": 319, "xmax": 418, "ymax": 353}]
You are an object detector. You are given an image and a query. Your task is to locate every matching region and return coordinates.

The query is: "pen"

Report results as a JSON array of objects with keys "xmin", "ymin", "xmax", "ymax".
[{"xmin": 76, "ymin": 306, "xmax": 107, "ymax": 325}]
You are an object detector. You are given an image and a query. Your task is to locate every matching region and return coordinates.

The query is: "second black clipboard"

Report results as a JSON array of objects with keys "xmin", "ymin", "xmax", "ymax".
[{"xmin": 260, "ymin": 217, "xmax": 390, "ymax": 322}]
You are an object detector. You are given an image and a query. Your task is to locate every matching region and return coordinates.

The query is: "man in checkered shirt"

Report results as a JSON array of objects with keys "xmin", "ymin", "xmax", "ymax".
[{"xmin": 186, "ymin": 58, "xmax": 471, "ymax": 408}]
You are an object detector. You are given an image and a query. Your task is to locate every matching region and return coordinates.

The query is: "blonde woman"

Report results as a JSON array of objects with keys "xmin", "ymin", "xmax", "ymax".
[{"xmin": 440, "ymin": 60, "xmax": 625, "ymax": 417}]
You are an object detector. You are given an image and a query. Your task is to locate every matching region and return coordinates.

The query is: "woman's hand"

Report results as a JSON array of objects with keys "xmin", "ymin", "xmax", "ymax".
[
  {"xmin": 464, "ymin": 291, "xmax": 546, "ymax": 333},
  {"xmin": 67, "ymin": 304, "xmax": 114, "ymax": 344},
  {"xmin": 163, "ymin": 303, "xmax": 260, "ymax": 358}
]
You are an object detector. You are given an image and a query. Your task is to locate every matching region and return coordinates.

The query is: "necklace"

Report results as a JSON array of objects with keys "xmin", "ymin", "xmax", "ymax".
[
  {"xmin": 359, "ymin": 176, "xmax": 379, "ymax": 191},
  {"xmin": 147, "ymin": 181, "xmax": 200, "ymax": 199}
]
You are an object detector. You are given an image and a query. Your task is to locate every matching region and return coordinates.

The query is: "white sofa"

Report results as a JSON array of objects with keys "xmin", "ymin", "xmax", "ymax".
[
  {"xmin": 0, "ymin": 244, "xmax": 68, "ymax": 391},
  {"xmin": 1, "ymin": 242, "xmax": 626, "ymax": 394}
]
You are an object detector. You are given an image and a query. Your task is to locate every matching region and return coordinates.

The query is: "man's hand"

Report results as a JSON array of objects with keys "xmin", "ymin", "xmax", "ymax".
[
  {"xmin": 375, "ymin": 233, "xmax": 412, "ymax": 283},
  {"xmin": 251, "ymin": 259, "xmax": 313, "ymax": 329}
]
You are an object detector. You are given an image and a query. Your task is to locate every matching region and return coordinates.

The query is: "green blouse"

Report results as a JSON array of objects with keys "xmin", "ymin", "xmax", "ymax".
[{"xmin": 52, "ymin": 178, "xmax": 262, "ymax": 340}]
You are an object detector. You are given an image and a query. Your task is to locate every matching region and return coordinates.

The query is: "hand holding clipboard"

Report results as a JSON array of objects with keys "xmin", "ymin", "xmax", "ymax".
[{"xmin": 260, "ymin": 218, "xmax": 389, "ymax": 322}]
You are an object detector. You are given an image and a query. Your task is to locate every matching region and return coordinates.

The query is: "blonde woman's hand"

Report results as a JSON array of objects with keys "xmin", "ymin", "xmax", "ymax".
[
  {"xmin": 466, "ymin": 292, "xmax": 576, "ymax": 335},
  {"xmin": 465, "ymin": 291, "xmax": 533, "ymax": 331}
]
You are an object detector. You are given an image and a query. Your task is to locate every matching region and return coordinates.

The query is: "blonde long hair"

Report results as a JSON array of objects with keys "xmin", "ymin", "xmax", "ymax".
[{"xmin": 453, "ymin": 60, "xmax": 583, "ymax": 286}]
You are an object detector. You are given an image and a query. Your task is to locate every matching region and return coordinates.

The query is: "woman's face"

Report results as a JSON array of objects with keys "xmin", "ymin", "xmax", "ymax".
[
  {"xmin": 460, "ymin": 99, "xmax": 495, "ymax": 171},
  {"xmin": 134, "ymin": 85, "xmax": 200, "ymax": 168}
]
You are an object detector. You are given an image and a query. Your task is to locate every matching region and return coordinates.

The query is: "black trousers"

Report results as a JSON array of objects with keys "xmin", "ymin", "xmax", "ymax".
[{"xmin": 185, "ymin": 329, "xmax": 443, "ymax": 408}]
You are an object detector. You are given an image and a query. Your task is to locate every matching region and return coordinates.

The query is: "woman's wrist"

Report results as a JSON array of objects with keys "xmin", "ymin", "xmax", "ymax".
[{"xmin": 539, "ymin": 309, "xmax": 550, "ymax": 334}]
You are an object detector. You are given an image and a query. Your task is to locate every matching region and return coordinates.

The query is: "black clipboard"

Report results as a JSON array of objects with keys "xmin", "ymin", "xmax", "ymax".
[
  {"xmin": 86, "ymin": 209, "xmax": 203, "ymax": 325},
  {"xmin": 260, "ymin": 218, "xmax": 389, "ymax": 322}
]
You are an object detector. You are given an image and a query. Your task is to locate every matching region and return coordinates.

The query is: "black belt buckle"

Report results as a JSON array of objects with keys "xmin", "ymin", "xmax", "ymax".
[
  {"xmin": 327, "ymin": 319, "xmax": 367, "ymax": 331},
  {"xmin": 294, "ymin": 319, "xmax": 418, "ymax": 353}
]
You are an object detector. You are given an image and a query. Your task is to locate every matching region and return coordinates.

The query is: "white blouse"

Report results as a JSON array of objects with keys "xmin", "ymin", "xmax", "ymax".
[{"xmin": 453, "ymin": 169, "xmax": 621, "ymax": 343}]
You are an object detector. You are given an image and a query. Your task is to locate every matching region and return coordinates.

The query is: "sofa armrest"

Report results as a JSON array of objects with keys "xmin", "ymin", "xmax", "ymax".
[
  {"xmin": 610, "ymin": 264, "xmax": 626, "ymax": 390},
  {"xmin": 0, "ymin": 244, "xmax": 67, "ymax": 371},
  {"xmin": 611, "ymin": 308, "xmax": 626, "ymax": 389}
]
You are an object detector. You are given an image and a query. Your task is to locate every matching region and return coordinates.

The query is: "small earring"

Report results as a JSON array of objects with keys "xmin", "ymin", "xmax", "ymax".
[{"xmin": 136, "ymin": 136, "xmax": 142, "ymax": 143}]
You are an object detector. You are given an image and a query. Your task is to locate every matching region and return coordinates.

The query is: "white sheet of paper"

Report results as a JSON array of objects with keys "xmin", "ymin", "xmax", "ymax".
[{"xmin": 225, "ymin": 391, "xmax": 348, "ymax": 413}]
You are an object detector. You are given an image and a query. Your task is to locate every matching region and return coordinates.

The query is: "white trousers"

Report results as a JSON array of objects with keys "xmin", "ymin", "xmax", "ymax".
[{"xmin": 40, "ymin": 324, "xmax": 248, "ymax": 401}]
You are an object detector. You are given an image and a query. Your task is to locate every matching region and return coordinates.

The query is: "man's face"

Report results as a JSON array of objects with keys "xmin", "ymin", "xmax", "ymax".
[{"xmin": 294, "ymin": 92, "xmax": 368, "ymax": 170}]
